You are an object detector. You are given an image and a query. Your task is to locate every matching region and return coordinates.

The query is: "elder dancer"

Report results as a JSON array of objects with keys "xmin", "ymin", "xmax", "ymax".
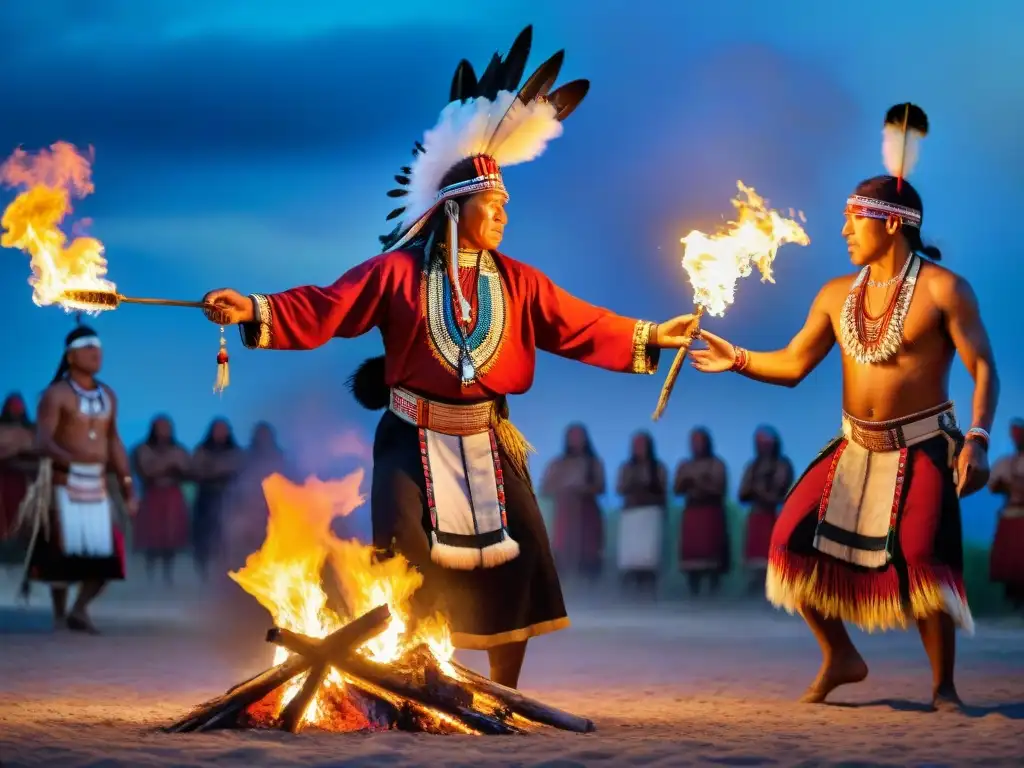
[
  {"xmin": 201, "ymin": 26, "xmax": 697, "ymax": 689},
  {"xmin": 692, "ymin": 104, "xmax": 998, "ymax": 710}
]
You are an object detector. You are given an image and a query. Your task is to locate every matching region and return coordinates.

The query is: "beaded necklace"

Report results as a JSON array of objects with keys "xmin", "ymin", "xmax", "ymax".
[{"xmin": 838, "ymin": 255, "xmax": 920, "ymax": 365}]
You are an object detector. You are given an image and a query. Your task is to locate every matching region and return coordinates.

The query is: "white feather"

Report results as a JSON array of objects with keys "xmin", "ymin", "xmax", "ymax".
[
  {"xmin": 398, "ymin": 91, "xmax": 564, "ymax": 231},
  {"xmin": 882, "ymin": 123, "xmax": 924, "ymax": 178}
]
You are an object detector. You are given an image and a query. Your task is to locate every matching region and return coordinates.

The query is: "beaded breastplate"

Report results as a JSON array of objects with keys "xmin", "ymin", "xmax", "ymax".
[
  {"xmin": 838, "ymin": 254, "xmax": 920, "ymax": 365},
  {"xmin": 424, "ymin": 249, "xmax": 506, "ymax": 385}
]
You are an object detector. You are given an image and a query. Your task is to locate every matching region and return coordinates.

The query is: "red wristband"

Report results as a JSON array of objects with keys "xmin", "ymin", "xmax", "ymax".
[{"xmin": 731, "ymin": 346, "xmax": 749, "ymax": 372}]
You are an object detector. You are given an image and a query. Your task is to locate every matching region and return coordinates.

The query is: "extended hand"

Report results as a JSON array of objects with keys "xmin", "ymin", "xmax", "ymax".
[
  {"xmin": 956, "ymin": 440, "xmax": 990, "ymax": 497},
  {"xmin": 690, "ymin": 330, "xmax": 737, "ymax": 373},
  {"xmin": 654, "ymin": 314, "xmax": 700, "ymax": 348},
  {"xmin": 202, "ymin": 288, "xmax": 254, "ymax": 325}
]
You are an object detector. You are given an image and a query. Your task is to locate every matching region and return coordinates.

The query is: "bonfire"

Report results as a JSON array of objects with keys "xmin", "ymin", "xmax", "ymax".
[{"xmin": 165, "ymin": 471, "xmax": 593, "ymax": 735}]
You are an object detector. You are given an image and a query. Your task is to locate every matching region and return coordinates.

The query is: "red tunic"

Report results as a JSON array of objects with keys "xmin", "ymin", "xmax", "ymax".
[{"xmin": 240, "ymin": 248, "xmax": 659, "ymax": 399}]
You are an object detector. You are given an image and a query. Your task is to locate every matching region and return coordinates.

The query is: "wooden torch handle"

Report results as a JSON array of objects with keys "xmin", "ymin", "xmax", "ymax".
[{"xmin": 651, "ymin": 306, "xmax": 704, "ymax": 422}]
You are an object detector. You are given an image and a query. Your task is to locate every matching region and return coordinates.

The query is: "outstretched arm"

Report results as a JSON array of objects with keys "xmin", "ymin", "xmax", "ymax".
[
  {"xmin": 529, "ymin": 267, "xmax": 661, "ymax": 374},
  {"xmin": 937, "ymin": 274, "xmax": 998, "ymax": 432},
  {"xmin": 691, "ymin": 283, "xmax": 837, "ymax": 388},
  {"xmin": 204, "ymin": 254, "xmax": 390, "ymax": 351}
]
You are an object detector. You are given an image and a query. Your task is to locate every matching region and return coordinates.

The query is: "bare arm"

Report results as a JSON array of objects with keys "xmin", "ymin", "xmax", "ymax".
[
  {"xmin": 937, "ymin": 274, "xmax": 999, "ymax": 432},
  {"xmin": 738, "ymin": 285, "xmax": 837, "ymax": 387},
  {"xmin": 105, "ymin": 390, "xmax": 133, "ymax": 499},
  {"xmin": 35, "ymin": 386, "xmax": 76, "ymax": 465},
  {"xmin": 694, "ymin": 282, "xmax": 838, "ymax": 387}
]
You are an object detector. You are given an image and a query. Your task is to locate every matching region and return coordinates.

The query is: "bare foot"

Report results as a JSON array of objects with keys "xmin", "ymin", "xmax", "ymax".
[
  {"xmin": 932, "ymin": 686, "xmax": 964, "ymax": 713},
  {"xmin": 66, "ymin": 611, "xmax": 100, "ymax": 635},
  {"xmin": 799, "ymin": 653, "xmax": 869, "ymax": 703}
]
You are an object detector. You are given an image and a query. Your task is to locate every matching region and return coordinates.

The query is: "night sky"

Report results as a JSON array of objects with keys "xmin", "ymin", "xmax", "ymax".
[{"xmin": 2, "ymin": 1, "xmax": 1021, "ymax": 540}]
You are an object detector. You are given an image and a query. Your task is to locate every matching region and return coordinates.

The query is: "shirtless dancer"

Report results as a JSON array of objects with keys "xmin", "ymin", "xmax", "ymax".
[
  {"xmin": 692, "ymin": 104, "xmax": 998, "ymax": 709},
  {"xmin": 20, "ymin": 325, "xmax": 137, "ymax": 633}
]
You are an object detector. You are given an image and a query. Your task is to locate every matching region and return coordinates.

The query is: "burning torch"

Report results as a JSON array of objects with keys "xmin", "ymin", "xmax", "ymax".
[{"xmin": 651, "ymin": 182, "xmax": 810, "ymax": 421}]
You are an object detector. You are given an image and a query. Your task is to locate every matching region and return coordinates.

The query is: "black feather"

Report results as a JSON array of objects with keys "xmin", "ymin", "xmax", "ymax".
[
  {"xmin": 401, "ymin": 166, "xmax": 412, "ymax": 175},
  {"xmin": 476, "ymin": 52, "xmax": 504, "ymax": 100},
  {"xmin": 485, "ymin": 50, "xmax": 566, "ymax": 157},
  {"xmin": 347, "ymin": 356, "xmax": 389, "ymax": 410},
  {"xmin": 394, "ymin": 174, "xmax": 410, "ymax": 185},
  {"xmin": 517, "ymin": 50, "xmax": 565, "ymax": 103},
  {"xmin": 501, "ymin": 26, "xmax": 533, "ymax": 92},
  {"xmin": 386, "ymin": 189, "xmax": 407, "ymax": 198},
  {"xmin": 449, "ymin": 59, "xmax": 478, "ymax": 102},
  {"xmin": 546, "ymin": 79, "xmax": 590, "ymax": 121},
  {"xmin": 884, "ymin": 103, "xmax": 929, "ymax": 135},
  {"xmin": 386, "ymin": 207, "xmax": 405, "ymax": 221},
  {"xmin": 413, "ymin": 141, "xmax": 425, "ymax": 156}
]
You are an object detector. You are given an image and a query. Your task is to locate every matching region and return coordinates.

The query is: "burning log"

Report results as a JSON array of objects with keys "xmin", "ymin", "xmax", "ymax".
[
  {"xmin": 449, "ymin": 657, "xmax": 596, "ymax": 733},
  {"xmin": 164, "ymin": 605, "xmax": 391, "ymax": 733},
  {"xmin": 268, "ymin": 627, "xmax": 521, "ymax": 735}
]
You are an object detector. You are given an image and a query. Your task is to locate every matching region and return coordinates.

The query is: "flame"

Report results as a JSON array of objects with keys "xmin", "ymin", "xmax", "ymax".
[
  {"xmin": 0, "ymin": 143, "xmax": 115, "ymax": 312},
  {"xmin": 680, "ymin": 181, "xmax": 809, "ymax": 317},
  {"xmin": 228, "ymin": 471, "xmax": 456, "ymax": 730}
]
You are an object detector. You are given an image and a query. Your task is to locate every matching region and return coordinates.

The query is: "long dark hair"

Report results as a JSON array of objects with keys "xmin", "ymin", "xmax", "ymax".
[
  {"xmin": 690, "ymin": 427, "xmax": 713, "ymax": 459},
  {"xmin": 0, "ymin": 392, "xmax": 32, "ymax": 428},
  {"xmin": 564, "ymin": 422, "xmax": 597, "ymax": 486},
  {"xmin": 754, "ymin": 425, "xmax": 781, "ymax": 460},
  {"xmin": 628, "ymin": 431, "xmax": 662, "ymax": 494},
  {"xmin": 145, "ymin": 414, "xmax": 179, "ymax": 448},
  {"xmin": 199, "ymin": 418, "xmax": 238, "ymax": 452}
]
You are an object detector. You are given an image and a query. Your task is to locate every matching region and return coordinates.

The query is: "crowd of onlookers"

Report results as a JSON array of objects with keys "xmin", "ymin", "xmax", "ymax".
[
  {"xmin": 2, "ymin": 390, "xmax": 1022, "ymax": 609},
  {"xmin": 0, "ymin": 391, "xmax": 294, "ymax": 585}
]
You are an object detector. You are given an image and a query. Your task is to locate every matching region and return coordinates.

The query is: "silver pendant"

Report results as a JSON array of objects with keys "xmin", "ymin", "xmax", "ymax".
[{"xmin": 460, "ymin": 353, "xmax": 476, "ymax": 383}]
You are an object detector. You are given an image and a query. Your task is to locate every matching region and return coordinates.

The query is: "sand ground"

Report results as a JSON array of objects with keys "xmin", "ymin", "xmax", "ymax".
[{"xmin": 1, "ymin": 560, "xmax": 1022, "ymax": 768}]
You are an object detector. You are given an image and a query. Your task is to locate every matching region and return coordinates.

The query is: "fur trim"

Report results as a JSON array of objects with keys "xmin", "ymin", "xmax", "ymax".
[
  {"xmin": 429, "ymin": 531, "xmax": 520, "ymax": 570},
  {"xmin": 346, "ymin": 356, "xmax": 389, "ymax": 411}
]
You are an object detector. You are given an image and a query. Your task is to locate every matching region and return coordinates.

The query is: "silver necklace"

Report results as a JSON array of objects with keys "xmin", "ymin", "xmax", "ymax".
[
  {"xmin": 866, "ymin": 273, "xmax": 901, "ymax": 288},
  {"xmin": 838, "ymin": 255, "xmax": 920, "ymax": 365},
  {"xmin": 68, "ymin": 379, "xmax": 107, "ymax": 440}
]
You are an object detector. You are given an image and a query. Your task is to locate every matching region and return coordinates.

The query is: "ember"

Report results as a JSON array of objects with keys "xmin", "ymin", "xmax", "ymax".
[{"xmin": 165, "ymin": 472, "xmax": 594, "ymax": 735}]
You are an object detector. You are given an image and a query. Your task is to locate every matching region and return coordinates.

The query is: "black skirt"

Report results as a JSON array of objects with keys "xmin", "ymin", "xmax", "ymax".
[
  {"xmin": 370, "ymin": 410, "xmax": 568, "ymax": 650},
  {"xmin": 25, "ymin": 505, "xmax": 126, "ymax": 585}
]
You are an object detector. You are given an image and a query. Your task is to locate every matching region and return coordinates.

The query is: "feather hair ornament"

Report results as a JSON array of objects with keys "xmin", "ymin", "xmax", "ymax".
[
  {"xmin": 882, "ymin": 103, "xmax": 929, "ymax": 191},
  {"xmin": 378, "ymin": 25, "xmax": 590, "ymax": 252}
]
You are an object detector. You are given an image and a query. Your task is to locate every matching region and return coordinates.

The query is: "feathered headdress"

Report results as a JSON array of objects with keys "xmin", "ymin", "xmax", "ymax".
[
  {"xmin": 845, "ymin": 103, "xmax": 929, "ymax": 228},
  {"xmin": 378, "ymin": 26, "xmax": 589, "ymax": 255}
]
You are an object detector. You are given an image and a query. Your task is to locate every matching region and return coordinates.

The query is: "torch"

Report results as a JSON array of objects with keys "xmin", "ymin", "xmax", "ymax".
[
  {"xmin": 2, "ymin": 143, "xmax": 235, "ymax": 394},
  {"xmin": 651, "ymin": 181, "xmax": 810, "ymax": 421}
]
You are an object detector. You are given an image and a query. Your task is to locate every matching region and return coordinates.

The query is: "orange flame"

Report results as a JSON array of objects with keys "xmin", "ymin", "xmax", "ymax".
[
  {"xmin": 0, "ymin": 142, "xmax": 115, "ymax": 311},
  {"xmin": 681, "ymin": 181, "xmax": 809, "ymax": 317},
  {"xmin": 229, "ymin": 471, "xmax": 455, "ymax": 729}
]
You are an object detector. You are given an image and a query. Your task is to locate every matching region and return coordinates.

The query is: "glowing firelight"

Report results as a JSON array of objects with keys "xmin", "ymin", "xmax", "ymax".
[
  {"xmin": 229, "ymin": 471, "xmax": 456, "ymax": 729},
  {"xmin": 681, "ymin": 181, "xmax": 809, "ymax": 317},
  {"xmin": 0, "ymin": 142, "xmax": 116, "ymax": 312}
]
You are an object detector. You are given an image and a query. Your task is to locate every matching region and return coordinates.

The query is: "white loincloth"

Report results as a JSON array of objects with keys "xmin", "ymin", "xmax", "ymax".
[
  {"xmin": 617, "ymin": 505, "xmax": 663, "ymax": 571},
  {"xmin": 56, "ymin": 463, "xmax": 114, "ymax": 557},
  {"xmin": 422, "ymin": 429, "xmax": 519, "ymax": 570}
]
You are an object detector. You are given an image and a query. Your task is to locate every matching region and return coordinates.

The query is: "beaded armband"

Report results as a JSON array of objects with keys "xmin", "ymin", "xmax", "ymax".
[{"xmin": 731, "ymin": 346, "xmax": 750, "ymax": 373}]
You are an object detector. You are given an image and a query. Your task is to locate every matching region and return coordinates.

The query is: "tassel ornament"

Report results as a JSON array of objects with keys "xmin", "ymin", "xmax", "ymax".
[{"xmin": 214, "ymin": 328, "xmax": 230, "ymax": 394}]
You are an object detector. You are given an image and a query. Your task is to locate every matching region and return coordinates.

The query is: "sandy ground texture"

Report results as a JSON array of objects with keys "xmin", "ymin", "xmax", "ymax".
[{"xmin": 1, "ymin": 562, "xmax": 1023, "ymax": 768}]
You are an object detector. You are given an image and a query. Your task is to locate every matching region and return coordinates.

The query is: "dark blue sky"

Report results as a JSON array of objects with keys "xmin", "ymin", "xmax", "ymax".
[{"xmin": 2, "ymin": 1, "xmax": 1021, "ymax": 540}]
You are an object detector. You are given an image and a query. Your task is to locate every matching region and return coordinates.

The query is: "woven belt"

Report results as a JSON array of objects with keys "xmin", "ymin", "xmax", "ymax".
[
  {"xmin": 842, "ymin": 401, "xmax": 957, "ymax": 452},
  {"xmin": 389, "ymin": 387, "xmax": 493, "ymax": 436}
]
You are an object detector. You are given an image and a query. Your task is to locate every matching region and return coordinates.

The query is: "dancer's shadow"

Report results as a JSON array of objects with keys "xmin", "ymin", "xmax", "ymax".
[{"xmin": 829, "ymin": 698, "xmax": 1024, "ymax": 718}]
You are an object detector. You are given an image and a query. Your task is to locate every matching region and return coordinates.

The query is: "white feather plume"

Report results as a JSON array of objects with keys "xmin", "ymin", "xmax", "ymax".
[
  {"xmin": 882, "ymin": 123, "xmax": 924, "ymax": 178},
  {"xmin": 398, "ymin": 91, "xmax": 563, "ymax": 232}
]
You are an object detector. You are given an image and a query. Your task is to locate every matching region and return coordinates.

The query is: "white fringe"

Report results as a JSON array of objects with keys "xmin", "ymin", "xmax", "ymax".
[{"xmin": 429, "ymin": 531, "xmax": 521, "ymax": 570}]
